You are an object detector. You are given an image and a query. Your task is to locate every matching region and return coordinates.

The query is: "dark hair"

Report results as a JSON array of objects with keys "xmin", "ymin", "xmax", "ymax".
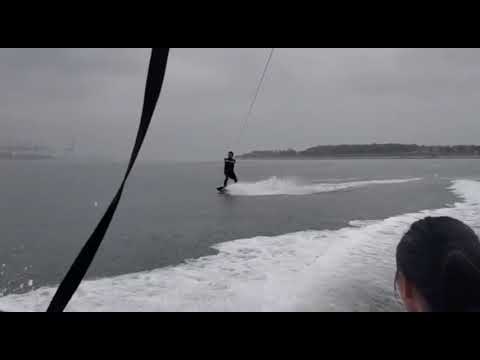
[
  {"xmin": 396, "ymin": 216, "xmax": 480, "ymax": 312},
  {"xmin": 228, "ymin": 151, "xmax": 234, "ymax": 155}
]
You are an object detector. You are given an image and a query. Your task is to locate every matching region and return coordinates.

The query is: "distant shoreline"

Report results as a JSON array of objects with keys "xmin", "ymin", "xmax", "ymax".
[
  {"xmin": 0, "ymin": 154, "xmax": 55, "ymax": 160},
  {"xmin": 238, "ymin": 155, "xmax": 480, "ymax": 160},
  {"xmin": 239, "ymin": 144, "xmax": 480, "ymax": 160}
]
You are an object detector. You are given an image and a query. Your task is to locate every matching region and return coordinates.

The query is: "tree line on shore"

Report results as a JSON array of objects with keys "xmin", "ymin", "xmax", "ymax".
[{"xmin": 240, "ymin": 144, "xmax": 480, "ymax": 158}]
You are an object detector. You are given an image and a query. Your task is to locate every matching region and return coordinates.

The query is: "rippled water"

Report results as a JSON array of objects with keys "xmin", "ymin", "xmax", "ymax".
[{"xmin": 1, "ymin": 158, "xmax": 479, "ymax": 311}]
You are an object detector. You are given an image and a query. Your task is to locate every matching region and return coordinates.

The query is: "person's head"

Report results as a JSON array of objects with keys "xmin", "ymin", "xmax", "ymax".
[
  {"xmin": 228, "ymin": 151, "xmax": 234, "ymax": 159},
  {"xmin": 395, "ymin": 216, "xmax": 480, "ymax": 312}
]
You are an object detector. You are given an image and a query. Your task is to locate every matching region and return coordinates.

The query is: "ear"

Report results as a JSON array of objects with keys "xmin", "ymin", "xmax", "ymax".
[{"xmin": 398, "ymin": 273, "xmax": 424, "ymax": 312}]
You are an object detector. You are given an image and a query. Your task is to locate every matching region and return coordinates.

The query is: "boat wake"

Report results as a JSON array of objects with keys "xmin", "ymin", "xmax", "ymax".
[{"xmin": 225, "ymin": 176, "xmax": 423, "ymax": 196}]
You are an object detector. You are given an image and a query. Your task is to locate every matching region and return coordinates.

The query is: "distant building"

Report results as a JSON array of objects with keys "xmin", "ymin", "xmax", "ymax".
[{"xmin": 0, "ymin": 144, "xmax": 55, "ymax": 160}]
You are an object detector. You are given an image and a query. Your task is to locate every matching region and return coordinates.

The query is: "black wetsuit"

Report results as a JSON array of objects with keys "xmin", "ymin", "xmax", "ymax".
[{"xmin": 223, "ymin": 158, "xmax": 237, "ymax": 187}]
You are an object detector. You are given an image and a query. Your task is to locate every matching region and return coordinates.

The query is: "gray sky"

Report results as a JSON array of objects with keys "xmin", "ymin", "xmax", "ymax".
[{"xmin": 1, "ymin": 48, "xmax": 480, "ymax": 161}]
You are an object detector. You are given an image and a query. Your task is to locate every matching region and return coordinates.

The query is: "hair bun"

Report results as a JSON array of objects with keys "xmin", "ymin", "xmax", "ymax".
[{"xmin": 443, "ymin": 251, "xmax": 480, "ymax": 311}]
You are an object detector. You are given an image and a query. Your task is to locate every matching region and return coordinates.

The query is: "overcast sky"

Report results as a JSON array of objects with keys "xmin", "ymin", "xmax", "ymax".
[{"xmin": 1, "ymin": 48, "xmax": 480, "ymax": 161}]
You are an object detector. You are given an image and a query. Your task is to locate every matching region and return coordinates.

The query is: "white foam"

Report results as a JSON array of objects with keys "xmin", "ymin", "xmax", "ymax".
[
  {"xmin": 225, "ymin": 176, "xmax": 423, "ymax": 196},
  {"xmin": 1, "ymin": 179, "xmax": 478, "ymax": 312},
  {"xmin": 348, "ymin": 220, "xmax": 381, "ymax": 227},
  {"xmin": 449, "ymin": 179, "xmax": 480, "ymax": 205}
]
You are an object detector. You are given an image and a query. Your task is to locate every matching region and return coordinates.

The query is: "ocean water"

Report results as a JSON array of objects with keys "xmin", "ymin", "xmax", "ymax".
[{"xmin": 0, "ymin": 158, "xmax": 479, "ymax": 311}]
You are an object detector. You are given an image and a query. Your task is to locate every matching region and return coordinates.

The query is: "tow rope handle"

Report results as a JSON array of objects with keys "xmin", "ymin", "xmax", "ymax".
[{"xmin": 47, "ymin": 48, "xmax": 170, "ymax": 312}]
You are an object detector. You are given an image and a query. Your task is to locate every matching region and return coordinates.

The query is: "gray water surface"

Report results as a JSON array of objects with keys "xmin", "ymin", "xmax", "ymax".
[{"xmin": 0, "ymin": 158, "xmax": 475, "ymax": 300}]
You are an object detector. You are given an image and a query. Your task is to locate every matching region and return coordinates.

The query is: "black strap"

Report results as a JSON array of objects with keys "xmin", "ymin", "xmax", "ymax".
[{"xmin": 47, "ymin": 48, "xmax": 170, "ymax": 312}]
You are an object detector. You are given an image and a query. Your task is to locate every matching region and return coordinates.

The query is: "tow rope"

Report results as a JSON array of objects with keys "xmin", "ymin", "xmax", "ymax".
[
  {"xmin": 234, "ymin": 48, "xmax": 274, "ymax": 148},
  {"xmin": 46, "ymin": 48, "xmax": 170, "ymax": 312}
]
